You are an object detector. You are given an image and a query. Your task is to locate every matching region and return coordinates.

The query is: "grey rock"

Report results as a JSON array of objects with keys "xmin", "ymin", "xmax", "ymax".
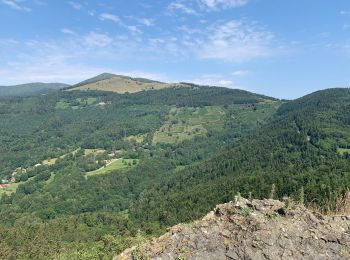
[{"xmin": 116, "ymin": 198, "xmax": 350, "ymax": 260}]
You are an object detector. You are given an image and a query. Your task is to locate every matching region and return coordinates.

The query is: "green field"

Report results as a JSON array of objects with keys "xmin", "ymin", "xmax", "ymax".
[
  {"xmin": 55, "ymin": 99, "xmax": 70, "ymax": 109},
  {"xmin": 84, "ymin": 148, "xmax": 106, "ymax": 156},
  {"xmin": 0, "ymin": 182, "xmax": 20, "ymax": 197},
  {"xmin": 42, "ymin": 148, "xmax": 105, "ymax": 166},
  {"xmin": 86, "ymin": 97, "xmax": 97, "ymax": 105},
  {"xmin": 337, "ymin": 148, "xmax": 350, "ymax": 155},
  {"xmin": 56, "ymin": 97, "xmax": 98, "ymax": 109},
  {"xmin": 125, "ymin": 134, "xmax": 146, "ymax": 143},
  {"xmin": 0, "ymin": 172, "xmax": 57, "ymax": 197},
  {"xmin": 153, "ymin": 106, "xmax": 225, "ymax": 144},
  {"xmin": 42, "ymin": 158, "xmax": 58, "ymax": 166},
  {"xmin": 85, "ymin": 159, "xmax": 138, "ymax": 177}
]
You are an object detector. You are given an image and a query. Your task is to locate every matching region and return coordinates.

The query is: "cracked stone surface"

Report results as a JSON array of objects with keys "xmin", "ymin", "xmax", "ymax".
[{"xmin": 117, "ymin": 198, "xmax": 350, "ymax": 260}]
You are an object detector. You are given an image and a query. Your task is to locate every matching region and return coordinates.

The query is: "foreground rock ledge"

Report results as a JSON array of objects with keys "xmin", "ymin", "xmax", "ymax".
[{"xmin": 116, "ymin": 198, "xmax": 350, "ymax": 260}]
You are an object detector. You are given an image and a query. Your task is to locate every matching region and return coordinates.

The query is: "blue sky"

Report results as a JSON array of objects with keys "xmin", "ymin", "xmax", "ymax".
[{"xmin": 0, "ymin": 0, "xmax": 349, "ymax": 98}]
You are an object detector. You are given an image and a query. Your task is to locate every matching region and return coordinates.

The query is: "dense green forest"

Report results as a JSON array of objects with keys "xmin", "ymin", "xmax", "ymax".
[
  {"xmin": 0, "ymin": 86, "xmax": 349, "ymax": 259},
  {"xmin": 131, "ymin": 88, "xmax": 350, "ymax": 226},
  {"xmin": 0, "ymin": 86, "xmax": 279, "ymax": 258}
]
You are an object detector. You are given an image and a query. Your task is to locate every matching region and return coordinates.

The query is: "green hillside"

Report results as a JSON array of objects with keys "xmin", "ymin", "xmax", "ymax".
[
  {"xmin": 0, "ymin": 85, "xmax": 280, "ymax": 258},
  {"xmin": 67, "ymin": 73, "xmax": 174, "ymax": 94},
  {"xmin": 0, "ymin": 82, "xmax": 69, "ymax": 97},
  {"xmin": 69, "ymin": 73, "xmax": 164, "ymax": 89},
  {"xmin": 0, "ymin": 85, "xmax": 349, "ymax": 259},
  {"xmin": 131, "ymin": 88, "xmax": 350, "ymax": 226},
  {"xmin": 69, "ymin": 73, "xmax": 119, "ymax": 88}
]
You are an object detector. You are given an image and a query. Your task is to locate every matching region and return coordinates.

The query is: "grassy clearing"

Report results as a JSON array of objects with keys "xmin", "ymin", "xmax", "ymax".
[
  {"xmin": 55, "ymin": 97, "xmax": 98, "ymax": 110},
  {"xmin": 86, "ymin": 159, "xmax": 138, "ymax": 177},
  {"xmin": 0, "ymin": 182, "xmax": 20, "ymax": 197},
  {"xmin": 87, "ymin": 97, "xmax": 97, "ymax": 105},
  {"xmin": 229, "ymin": 103, "xmax": 280, "ymax": 123},
  {"xmin": 126, "ymin": 134, "xmax": 146, "ymax": 143},
  {"xmin": 71, "ymin": 77, "xmax": 182, "ymax": 94},
  {"xmin": 153, "ymin": 106, "xmax": 225, "ymax": 144},
  {"xmin": 175, "ymin": 165, "xmax": 186, "ymax": 172},
  {"xmin": 55, "ymin": 99, "xmax": 69, "ymax": 109},
  {"xmin": 43, "ymin": 158, "xmax": 58, "ymax": 166},
  {"xmin": 337, "ymin": 148, "xmax": 350, "ymax": 155},
  {"xmin": 0, "ymin": 173, "xmax": 56, "ymax": 197},
  {"xmin": 84, "ymin": 148, "xmax": 105, "ymax": 156},
  {"xmin": 153, "ymin": 102, "xmax": 281, "ymax": 144},
  {"xmin": 42, "ymin": 148, "xmax": 104, "ymax": 166},
  {"xmin": 45, "ymin": 173, "xmax": 55, "ymax": 186}
]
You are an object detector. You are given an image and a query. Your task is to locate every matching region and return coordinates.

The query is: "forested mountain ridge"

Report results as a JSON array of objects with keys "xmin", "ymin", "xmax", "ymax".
[
  {"xmin": 0, "ymin": 84, "xmax": 280, "ymax": 258},
  {"xmin": 130, "ymin": 88, "xmax": 350, "ymax": 227},
  {"xmin": 0, "ymin": 82, "xmax": 69, "ymax": 97},
  {"xmin": 0, "ymin": 85, "xmax": 277, "ymax": 180},
  {"xmin": 0, "ymin": 83, "xmax": 349, "ymax": 259}
]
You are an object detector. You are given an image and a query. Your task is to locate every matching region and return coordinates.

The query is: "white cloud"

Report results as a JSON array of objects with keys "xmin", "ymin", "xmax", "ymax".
[
  {"xmin": 99, "ymin": 14, "xmax": 143, "ymax": 34},
  {"xmin": 0, "ymin": 59, "xmax": 167, "ymax": 85},
  {"xmin": 232, "ymin": 70, "xmax": 249, "ymax": 76},
  {"xmin": 1, "ymin": 0, "xmax": 31, "ymax": 12},
  {"xmin": 127, "ymin": 25, "xmax": 142, "ymax": 34},
  {"xmin": 168, "ymin": 2, "xmax": 198, "ymax": 15},
  {"xmin": 68, "ymin": 1, "xmax": 82, "ymax": 10},
  {"xmin": 0, "ymin": 33, "xmax": 167, "ymax": 85},
  {"xmin": 340, "ymin": 10, "xmax": 350, "ymax": 15},
  {"xmin": 190, "ymin": 74, "xmax": 233, "ymax": 87},
  {"xmin": 200, "ymin": 0, "xmax": 248, "ymax": 10},
  {"xmin": 84, "ymin": 32, "xmax": 113, "ymax": 47},
  {"xmin": 168, "ymin": 0, "xmax": 248, "ymax": 14},
  {"xmin": 0, "ymin": 64, "xmax": 108, "ymax": 84},
  {"xmin": 61, "ymin": 28, "xmax": 76, "ymax": 36},
  {"xmin": 178, "ymin": 25, "xmax": 200, "ymax": 34},
  {"xmin": 146, "ymin": 19, "xmax": 276, "ymax": 62},
  {"xmin": 197, "ymin": 20, "xmax": 274, "ymax": 61},
  {"xmin": 0, "ymin": 38, "xmax": 19, "ymax": 45},
  {"xmin": 0, "ymin": 16, "xmax": 279, "ymax": 86},
  {"xmin": 99, "ymin": 13, "xmax": 121, "ymax": 23},
  {"xmin": 138, "ymin": 18, "xmax": 154, "ymax": 27}
]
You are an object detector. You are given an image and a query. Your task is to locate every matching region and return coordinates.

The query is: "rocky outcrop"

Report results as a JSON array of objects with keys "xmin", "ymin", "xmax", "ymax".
[{"xmin": 117, "ymin": 197, "xmax": 350, "ymax": 260}]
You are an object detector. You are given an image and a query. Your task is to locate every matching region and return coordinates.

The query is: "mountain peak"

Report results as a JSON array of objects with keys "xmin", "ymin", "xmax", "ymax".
[
  {"xmin": 70, "ymin": 73, "xmax": 180, "ymax": 94},
  {"xmin": 96, "ymin": 72, "xmax": 118, "ymax": 78}
]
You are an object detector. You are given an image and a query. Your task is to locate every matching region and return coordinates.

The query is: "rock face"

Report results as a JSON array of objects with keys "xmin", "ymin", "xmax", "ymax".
[{"xmin": 117, "ymin": 198, "xmax": 350, "ymax": 260}]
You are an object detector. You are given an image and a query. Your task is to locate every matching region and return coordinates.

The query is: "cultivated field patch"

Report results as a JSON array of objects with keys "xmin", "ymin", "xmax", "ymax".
[
  {"xmin": 85, "ymin": 159, "xmax": 138, "ymax": 177},
  {"xmin": 153, "ymin": 106, "xmax": 225, "ymax": 144}
]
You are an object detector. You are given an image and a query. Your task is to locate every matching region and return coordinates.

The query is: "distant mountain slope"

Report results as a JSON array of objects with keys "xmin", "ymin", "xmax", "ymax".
[
  {"xmin": 0, "ymin": 85, "xmax": 280, "ymax": 258},
  {"xmin": 130, "ymin": 88, "xmax": 350, "ymax": 226},
  {"xmin": 0, "ymin": 83, "xmax": 69, "ymax": 97},
  {"xmin": 69, "ymin": 73, "xmax": 184, "ymax": 94},
  {"xmin": 119, "ymin": 197, "xmax": 350, "ymax": 260}
]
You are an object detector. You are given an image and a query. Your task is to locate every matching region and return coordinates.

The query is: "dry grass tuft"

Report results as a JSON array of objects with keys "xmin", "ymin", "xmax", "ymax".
[
  {"xmin": 307, "ymin": 189, "xmax": 350, "ymax": 216},
  {"xmin": 335, "ymin": 189, "xmax": 350, "ymax": 215}
]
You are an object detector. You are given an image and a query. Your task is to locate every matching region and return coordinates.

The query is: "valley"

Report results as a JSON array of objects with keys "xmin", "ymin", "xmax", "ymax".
[
  {"xmin": 0, "ymin": 77, "xmax": 349, "ymax": 259},
  {"xmin": 2, "ymin": 1, "xmax": 348, "ymax": 259}
]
